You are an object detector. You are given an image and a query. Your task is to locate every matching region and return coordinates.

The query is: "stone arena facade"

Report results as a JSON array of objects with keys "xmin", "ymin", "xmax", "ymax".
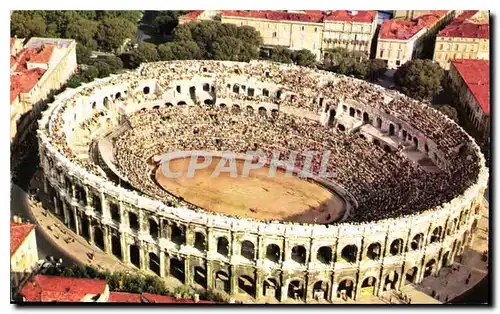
[{"xmin": 37, "ymin": 60, "xmax": 488, "ymax": 303}]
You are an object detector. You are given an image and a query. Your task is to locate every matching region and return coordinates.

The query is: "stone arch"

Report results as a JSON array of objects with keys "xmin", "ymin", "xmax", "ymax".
[
  {"xmin": 149, "ymin": 252, "xmax": 160, "ymax": 276},
  {"xmin": 129, "ymin": 244, "xmax": 140, "ymax": 268},
  {"xmin": 219, "ymin": 103, "xmax": 227, "ymax": 110},
  {"xmin": 366, "ymin": 242, "xmax": 382, "ymax": 261},
  {"xmin": 177, "ymin": 101, "xmax": 187, "ymax": 106},
  {"xmin": 471, "ymin": 218, "xmax": 479, "ymax": 233},
  {"xmin": 328, "ymin": 109, "xmax": 336, "ymax": 126},
  {"xmin": 266, "ymin": 244, "xmax": 281, "ymax": 263},
  {"xmin": 109, "ymin": 203, "xmax": 120, "ymax": 223},
  {"xmin": 424, "ymin": 143, "xmax": 429, "ymax": 152},
  {"xmin": 442, "ymin": 251, "xmax": 450, "ymax": 268},
  {"xmin": 312, "ymin": 280, "xmax": 329, "ymax": 300},
  {"xmin": 204, "ymin": 99, "xmax": 213, "ymax": 105},
  {"xmin": 429, "ymin": 226, "xmax": 443, "ymax": 244},
  {"xmin": 194, "ymin": 232, "xmax": 206, "ymax": 251},
  {"xmin": 231, "ymin": 104, "xmax": 241, "ymax": 114},
  {"xmin": 128, "ymin": 212, "xmax": 139, "ymax": 231},
  {"xmin": 263, "ymin": 277, "xmax": 280, "ymax": 299},
  {"xmin": 424, "ymin": 259, "xmax": 436, "ymax": 277},
  {"xmin": 258, "ymin": 106, "xmax": 267, "ymax": 116},
  {"xmin": 143, "ymin": 86, "xmax": 150, "ymax": 94},
  {"xmin": 262, "ymin": 88, "xmax": 269, "ymax": 97},
  {"xmin": 383, "ymin": 271, "xmax": 399, "ymax": 291},
  {"xmin": 92, "ymin": 101, "xmax": 97, "ymax": 110},
  {"xmin": 68, "ymin": 209, "xmax": 76, "ymax": 232},
  {"xmin": 349, "ymin": 107, "xmax": 355, "ymax": 117},
  {"xmin": 103, "ymin": 97, "xmax": 109, "ymax": 109},
  {"xmin": 165, "ymin": 102, "xmax": 173, "ymax": 107},
  {"xmin": 291, "ymin": 245, "xmax": 307, "ymax": 264},
  {"xmin": 389, "ymin": 123, "xmax": 395, "ymax": 136},
  {"xmin": 363, "ymin": 112, "xmax": 369, "ymax": 123},
  {"xmin": 317, "ymin": 246, "xmax": 333, "ymax": 264},
  {"xmin": 111, "ymin": 235, "xmax": 122, "ymax": 260},
  {"xmin": 233, "ymin": 84, "xmax": 240, "ymax": 94},
  {"xmin": 247, "ymin": 87, "xmax": 255, "ymax": 97},
  {"xmin": 171, "ymin": 224, "xmax": 185, "ymax": 245},
  {"xmin": 217, "ymin": 237, "xmax": 229, "ymax": 256},
  {"xmin": 170, "ymin": 257, "xmax": 185, "ymax": 283},
  {"xmin": 383, "ymin": 144, "xmax": 392, "ymax": 153},
  {"xmin": 93, "ymin": 226, "xmax": 105, "ymax": 250},
  {"xmin": 410, "ymin": 233, "xmax": 424, "ymax": 251},
  {"xmin": 360, "ymin": 276, "xmax": 377, "ymax": 296},
  {"xmin": 337, "ymin": 278, "xmax": 355, "ymax": 299},
  {"xmin": 341, "ymin": 244, "xmax": 358, "ymax": 263},
  {"xmin": 194, "ymin": 266, "xmax": 207, "ymax": 288},
  {"xmin": 287, "ymin": 279, "xmax": 305, "ymax": 300},
  {"xmin": 115, "ymin": 92, "xmax": 121, "ymax": 100},
  {"xmin": 271, "ymin": 109, "xmax": 279, "ymax": 118},
  {"xmin": 359, "ymin": 133, "xmax": 366, "ymax": 140},
  {"xmin": 81, "ymin": 216, "xmax": 90, "ymax": 241},
  {"xmin": 246, "ymin": 105, "xmax": 254, "ymax": 114},
  {"xmin": 240, "ymin": 240, "xmax": 255, "ymax": 260},
  {"xmin": 405, "ymin": 267, "xmax": 418, "ymax": 284},
  {"xmin": 390, "ymin": 238, "xmax": 404, "ymax": 256},
  {"xmin": 373, "ymin": 138, "xmax": 380, "ymax": 146},
  {"xmin": 238, "ymin": 275, "xmax": 255, "ymax": 297},
  {"xmin": 203, "ymin": 83, "xmax": 210, "ymax": 92},
  {"xmin": 413, "ymin": 137, "xmax": 419, "ymax": 148},
  {"xmin": 148, "ymin": 219, "xmax": 159, "ymax": 240},
  {"xmin": 337, "ymin": 124, "xmax": 346, "ymax": 132},
  {"xmin": 215, "ymin": 270, "xmax": 230, "ymax": 293},
  {"xmin": 402, "ymin": 129, "xmax": 407, "ymax": 139},
  {"xmin": 152, "ymin": 105, "xmax": 160, "ymax": 110},
  {"xmin": 356, "ymin": 109, "xmax": 361, "ymax": 118},
  {"xmin": 376, "ymin": 117, "xmax": 382, "ymax": 128}
]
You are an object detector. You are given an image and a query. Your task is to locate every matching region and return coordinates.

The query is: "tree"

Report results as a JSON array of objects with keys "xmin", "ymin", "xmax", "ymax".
[
  {"xmin": 236, "ymin": 25, "xmax": 263, "ymax": 46},
  {"xmin": 433, "ymin": 104, "xmax": 459, "ymax": 123},
  {"xmin": 66, "ymin": 75, "xmax": 82, "ymax": 88},
  {"xmin": 80, "ymin": 65, "xmax": 99, "ymax": 82},
  {"xmin": 76, "ymin": 44, "xmax": 93, "ymax": 64},
  {"xmin": 100, "ymin": 56, "xmax": 124, "ymax": 73},
  {"xmin": 157, "ymin": 41, "xmax": 201, "ymax": 60},
  {"xmin": 65, "ymin": 18, "xmax": 99, "ymax": 49},
  {"xmin": 123, "ymin": 41, "xmax": 160, "ymax": 68},
  {"xmin": 94, "ymin": 61, "xmax": 112, "ymax": 78},
  {"xmin": 394, "ymin": 59, "xmax": 445, "ymax": 101},
  {"xmin": 10, "ymin": 11, "xmax": 47, "ymax": 38},
  {"xmin": 96, "ymin": 17, "xmax": 137, "ymax": 51},
  {"xmin": 153, "ymin": 11, "xmax": 188, "ymax": 35},
  {"xmin": 352, "ymin": 61, "xmax": 368, "ymax": 79},
  {"xmin": 292, "ymin": 49, "xmax": 316, "ymax": 67},
  {"xmin": 266, "ymin": 47, "xmax": 293, "ymax": 64},
  {"xmin": 211, "ymin": 36, "xmax": 243, "ymax": 61},
  {"xmin": 367, "ymin": 59, "xmax": 387, "ymax": 82},
  {"xmin": 172, "ymin": 23, "xmax": 193, "ymax": 42}
]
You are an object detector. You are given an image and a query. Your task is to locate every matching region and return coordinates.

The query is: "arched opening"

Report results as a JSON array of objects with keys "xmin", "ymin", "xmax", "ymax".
[
  {"xmin": 363, "ymin": 112, "xmax": 369, "ymax": 123},
  {"xmin": 424, "ymin": 259, "xmax": 436, "ymax": 277},
  {"xmin": 389, "ymin": 123, "xmax": 395, "ymax": 136},
  {"xmin": 341, "ymin": 245, "xmax": 358, "ymax": 263},
  {"xmin": 153, "ymin": 105, "xmax": 160, "ymax": 110},
  {"xmin": 241, "ymin": 241, "xmax": 255, "ymax": 260},
  {"xmin": 277, "ymin": 90, "xmax": 283, "ymax": 99},
  {"xmin": 337, "ymin": 124, "xmax": 346, "ymax": 132},
  {"xmin": 383, "ymin": 145, "xmax": 392, "ymax": 153},
  {"xmin": 287, "ymin": 280, "xmax": 304, "ymax": 300},
  {"xmin": 217, "ymin": 237, "xmax": 229, "ymax": 256},
  {"xmin": 263, "ymin": 278, "xmax": 280, "ymax": 299},
  {"xmin": 405, "ymin": 267, "xmax": 418, "ymax": 285},
  {"xmin": 165, "ymin": 102, "xmax": 173, "ymax": 107},
  {"xmin": 110, "ymin": 203, "xmax": 120, "ymax": 223},
  {"xmin": 384, "ymin": 271, "xmax": 399, "ymax": 291},
  {"xmin": 266, "ymin": 244, "xmax": 280, "ymax": 263},
  {"xmin": 360, "ymin": 276, "xmax": 377, "ymax": 296},
  {"xmin": 271, "ymin": 109, "xmax": 279, "ymax": 118},
  {"xmin": 194, "ymin": 232, "xmax": 206, "ymax": 251},
  {"xmin": 203, "ymin": 83, "xmax": 210, "ymax": 92},
  {"xmin": 472, "ymin": 219, "xmax": 478, "ymax": 233},
  {"xmin": 170, "ymin": 257, "xmax": 185, "ymax": 283},
  {"xmin": 189, "ymin": 86, "xmax": 196, "ymax": 98},
  {"xmin": 291, "ymin": 245, "xmax": 307, "ymax": 264},
  {"xmin": 317, "ymin": 246, "xmax": 332, "ymax": 264},
  {"xmin": 143, "ymin": 86, "xmax": 150, "ymax": 94},
  {"xmin": 356, "ymin": 109, "xmax": 361, "ymax": 118},
  {"xmin": 258, "ymin": 107, "xmax": 267, "ymax": 116},
  {"xmin": 111, "ymin": 235, "xmax": 122, "ymax": 260},
  {"xmin": 410, "ymin": 233, "xmax": 423, "ymax": 251},
  {"xmin": 262, "ymin": 88, "xmax": 269, "ymax": 97},
  {"xmin": 238, "ymin": 275, "xmax": 255, "ymax": 297},
  {"xmin": 149, "ymin": 219, "xmax": 159, "ymax": 240},
  {"xmin": 92, "ymin": 102, "xmax": 97, "ymax": 110},
  {"xmin": 177, "ymin": 101, "xmax": 187, "ymax": 106},
  {"xmin": 402, "ymin": 130, "xmax": 407, "ymax": 139},
  {"xmin": 93, "ymin": 195, "xmax": 102, "ymax": 214},
  {"xmin": 231, "ymin": 104, "xmax": 241, "ymax": 114},
  {"xmin": 413, "ymin": 137, "xmax": 419, "ymax": 148},
  {"xmin": 246, "ymin": 105, "xmax": 254, "ymax": 114},
  {"xmin": 376, "ymin": 117, "xmax": 382, "ymax": 128},
  {"xmin": 337, "ymin": 279, "xmax": 354, "ymax": 299},
  {"xmin": 171, "ymin": 224, "xmax": 185, "ymax": 245},
  {"xmin": 219, "ymin": 103, "xmax": 227, "ymax": 110},
  {"xmin": 248, "ymin": 88, "xmax": 255, "ymax": 97},
  {"xmin": 366, "ymin": 243, "xmax": 381, "ymax": 261},
  {"xmin": 390, "ymin": 238, "xmax": 404, "ymax": 256},
  {"xmin": 149, "ymin": 252, "xmax": 160, "ymax": 276},
  {"xmin": 425, "ymin": 143, "xmax": 429, "ymax": 152},
  {"xmin": 115, "ymin": 92, "xmax": 121, "ymax": 100},
  {"xmin": 342, "ymin": 105, "xmax": 348, "ymax": 112},
  {"xmin": 128, "ymin": 212, "xmax": 139, "ymax": 231},
  {"xmin": 349, "ymin": 107, "xmax": 355, "ymax": 117},
  {"xmin": 69, "ymin": 211, "xmax": 76, "ymax": 232},
  {"xmin": 129, "ymin": 244, "xmax": 140, "ymax": 268},
  {"xmin": 233, "ymin": 85, "xmax": 240, "ymax": 94},
  {"xmin": 430, "ymin": 226, "xmax": 443, "ymax": 244},
  {"xmin": 328, "ymin": 109, "xmax": 336, "ymax": 126},
  {"xmin": 194, "ymin": 266, "xmax": 207, "ymax": 288},
  {"xmin": 81, "ymin": 217, "xmax": 90, "ymax": 240},
  {"xmin": 215, "ymin": 271, "xmax": 230, "ymax": 293},
  {"xmin": 204, "ymin": 99, "xmax": 213, "ymax": 105},
  {"xmin": 373, "ymin": 139, "xmax": 380, "ymax": 146},
  {"xmin": 93, "ymin": 226, "xmax": 105, "ymax": 250},
  {"xmin": 359, "ymin": 134, "xmax": 366, "ymax": 140},
  {"xmin": 442, "ymin": 251, "xmax": 450, "ymax": 268},
  {"xmin": 313, "ymin": 280, "xmax": 328, "ymax": 300},
  {"xmin": 103, "ymin": 97, "xmax": 109, "ymax": 109}
]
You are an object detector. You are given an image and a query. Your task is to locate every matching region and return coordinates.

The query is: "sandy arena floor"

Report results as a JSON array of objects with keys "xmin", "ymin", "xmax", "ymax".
[{"xmin": 155, "ymin": 156, "xmax": 346, "ymax": 223}]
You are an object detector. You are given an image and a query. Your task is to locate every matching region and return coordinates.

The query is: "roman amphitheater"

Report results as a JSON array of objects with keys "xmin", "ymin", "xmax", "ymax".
[{"xmin": 37, "ymin": 60, "xmax": 488, "ymax": 303}]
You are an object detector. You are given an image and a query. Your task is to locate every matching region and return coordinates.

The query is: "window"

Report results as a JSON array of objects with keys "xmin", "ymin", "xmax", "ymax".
[
  {"xmin": 379, "ymin": 50, "xmax": 384, "ymax": 58},
  {"xmin": 396, "ymin": 60, "xmax": 401, "ymax": 66},
  {"xmin": 272, "ymin": 32, "xmax": 277, "ymax": 38},
  {"xmin": 440, "ymin": 44, "xmax": 443, "ymax": 50},
  {"xmin": 315, "ymin": 27, "xmax": 318, "ymax": 32},
  {"xmin": 301, "ymin": 26, "xmax": 305, "ymax": 31}
]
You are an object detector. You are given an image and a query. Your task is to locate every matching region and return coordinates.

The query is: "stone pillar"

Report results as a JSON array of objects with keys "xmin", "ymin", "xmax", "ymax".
[
  {"xmin": 101, "ymin": 192, "xmax": 109, "ymax": 219},
  {"xmin": 53, "ymin": 196, "xmax": 60, "ymax": 215},
  {"xmin": 185, "ymin": 258, "xmax": 191, "ymax": 285},
  {"xmin": 120, "ymin": 233, "xmax": 128, "ymax": 264},
  {"xmin": 255, "ymin": 270, "xmax": 263, "ymax": 300},
  {"xmin": 85, "ymin": 186, "xmax": 91, "ymax": 207},
  {"xmin": 206, "ymin": 261, "xmax": 213, "ymax": 289},
  {"xmin": 159, "ymin": 250, "xmax": 166, "ymax": 278},
  {"xmin": 103, "ymin": 226, "xmax": 111, "ymax": 254},
  {"xmin": 62, "ymin": 202, "xmax": 69, "ymax": 226},
  {"xmin": 230, "ymin": 266, "xmax": 237, "ymax": 296},
  {"xmin": 281, "ymin": 279, "xmax": 289, "ymax": 302},
  {"xmin": 164, "ymin": 253, "xmax": 171, "ymax": 276},
  {"xmin": 88, "ymin": 218, "xmax": 94, "ymax": 245},
  {"xmin": 186, "ymin": 226, "xmax": 194, "ymax": 247},
  {"xmin": 73, "ymin": 208, "xmax": 80, "ymax": 235},
  {"xmin": 140, "ymin": 242, "xmax": 147, "ymax": 271}
]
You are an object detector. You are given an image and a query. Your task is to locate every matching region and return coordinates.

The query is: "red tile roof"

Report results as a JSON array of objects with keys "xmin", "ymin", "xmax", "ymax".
[
  {"xmin": 20, "ymin": 275, "xmax": 107, "ymax": 302},
  {"xmin": 10, "ymin": 221, "xmax": 35, "ymax": 257},
  {"xmin": 142, "ymin": 293, "xmax": 215, "ymax": 304},
  {"xmin": 451, "ymin": 59, "xmax": 490, "ymax": 114},
  {"xmin": 180, "ymin": 10, "xmax": 204, "ymax": 21},
  {"xmin": 10, "ymin": 68, "xmax": 46, "ymax": 102},
  {"xmin": 324, "ymin": 10, "xmax": 377, "ymax": 23},
  {"xmin": 439, "ymin": 10, "xmax": 489, "ymax": 39},
  {"xmin": 29, "ymin": 44, "xmax": 55, "ymax": 64},
  {"xmin": 380, "ymin": 11, "xmax": 449, "ymax": 40},
  {"xmin": 221, "ymin": 10, "xmax": 325, "ymax": 23},
  {"xmin": 108, "ymin": 292, "xmax": 142, "ymax": 303}
]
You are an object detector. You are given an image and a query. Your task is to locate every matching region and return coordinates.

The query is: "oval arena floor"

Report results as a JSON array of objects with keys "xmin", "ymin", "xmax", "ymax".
[{"xmin": 155, "ymin": 156, "xmax": 346, "ymax": 223}]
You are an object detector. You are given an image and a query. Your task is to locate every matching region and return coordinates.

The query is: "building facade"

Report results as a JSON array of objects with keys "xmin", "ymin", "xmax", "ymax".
[
  {"xmin": 10, "ymin": 37, "xmax": 77, "ymax": 140},
  {"xmin": 11, "ymin": 219, "xmax": 38, "ymax": 290},
  {"xmin": 377, "ymin": 11, "xmax": 455, "ymax": 69},
  {"xmin": 433, "ymin": 11, "xmax": 489, "ymax": 70},
  {"xmin": 448, "ymin": 59, "xmax": 490, "ymax": 143}
]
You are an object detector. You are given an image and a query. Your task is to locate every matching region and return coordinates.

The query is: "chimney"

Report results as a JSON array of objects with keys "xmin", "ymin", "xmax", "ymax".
[{"xmin": 193, "ymin": 294, "xmax": 200, "ymax": 303}]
